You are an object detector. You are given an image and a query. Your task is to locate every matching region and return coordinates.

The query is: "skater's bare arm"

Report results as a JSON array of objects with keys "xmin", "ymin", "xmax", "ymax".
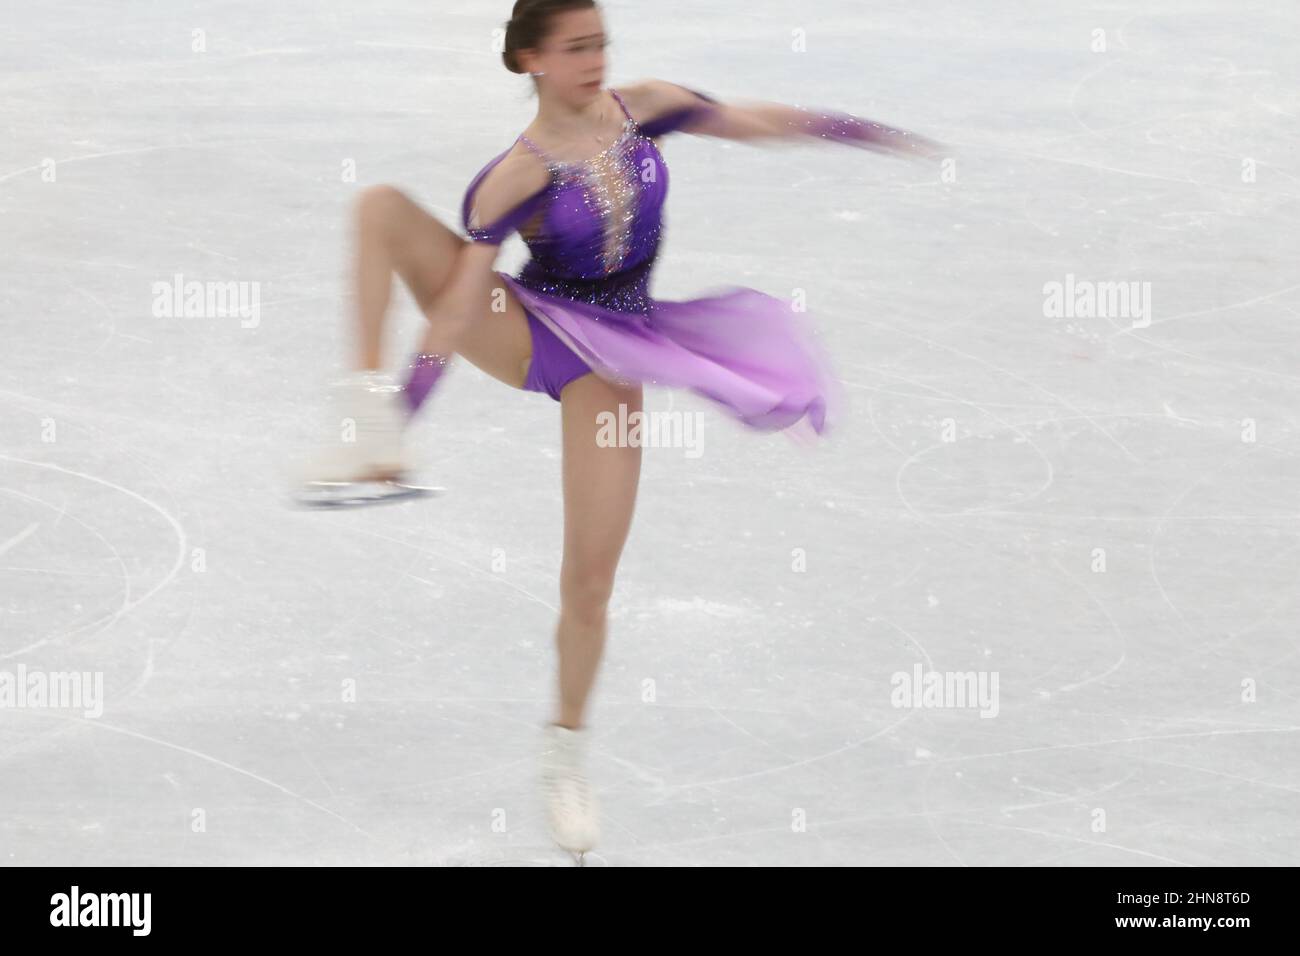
[
  {"xmin": 622, "ymin": 79, "xmax": 939, "ymax": 158},
  {"xmin": 464, "ymin": 149, "xmax": 550, "ymax": 239},
  {"xmin": 440, "ymin": 151, "xmax": 550, "ymax": 320}
]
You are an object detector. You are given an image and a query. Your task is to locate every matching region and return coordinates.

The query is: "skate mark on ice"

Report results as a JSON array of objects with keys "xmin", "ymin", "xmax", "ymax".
[
  {"xmin": 658, "ymin": 616, "xmax": 933, "ymax": 794},
  {"xmin": 0, "ymin": 522, "xmax": 40, "ymax": 557},
  {"xmin": 932, "ymin": 726, "xmax": 1300, "ymax": 770},
  {"xmin": 0, "ymin": 485, "xmax": 131, "ymax": 660},
  {"xmin": 0, "ymin": 455, "xmax": 187, "ymax": 658},
  {"xmin": 344, "ymin": 525, "xmax": 559, "ymax": 614},
  {"xmin": 1045, "ymin": 556, "xmax": 1129, "ymax": 694},
  {"xmin": 74, "ymin": 716, "xmax": 373, "ymax": 837},
  {"xmin": 963, "ymin": 818, "xmax": 1192, "ymax": 866},
  {"xmin": 1107, "ymin": 279, "xmax": 1300, "ymax": 339}
]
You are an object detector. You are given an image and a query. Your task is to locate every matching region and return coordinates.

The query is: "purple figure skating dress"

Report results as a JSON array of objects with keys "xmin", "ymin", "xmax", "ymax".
[{"xmin": 462, "ymin": 86, "xmax": 920, "ymax": 433}]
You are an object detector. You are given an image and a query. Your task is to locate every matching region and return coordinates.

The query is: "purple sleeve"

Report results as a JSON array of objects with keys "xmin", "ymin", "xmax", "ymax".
[
  {"xmin": 462, "ymin": 149, "xmax": 551, "ymax": 246},
  {"xmin": 638, "ymin": 86, "xmax": 935, "ymax": 157},
  {"xmin": 639, "ymin": 86, "xmax": 721, "ymax": 139},
  {"xmin": 797, "ymin": 109, "xmax": 936, "ymax": 156}
]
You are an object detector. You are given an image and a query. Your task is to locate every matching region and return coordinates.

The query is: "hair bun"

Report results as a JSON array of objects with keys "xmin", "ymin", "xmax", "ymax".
[{"xmin": 502, "ymin": 0, "xmax": 597, "ymax": 75}]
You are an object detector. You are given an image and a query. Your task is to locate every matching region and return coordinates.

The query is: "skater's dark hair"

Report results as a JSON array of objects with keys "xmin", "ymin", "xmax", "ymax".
[{"xmin": 502, "ymin": 0, "xmax": 599, "ymax": 74}]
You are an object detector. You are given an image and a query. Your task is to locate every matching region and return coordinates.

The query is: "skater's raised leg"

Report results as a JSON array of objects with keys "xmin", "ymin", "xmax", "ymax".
[
  {"xmin": 351, "ymin": 184, "xmax": 533, "ymax": 386},
  {"xmin": 299, "ymin": 185, "xmax": 534, "ymax": 489}
]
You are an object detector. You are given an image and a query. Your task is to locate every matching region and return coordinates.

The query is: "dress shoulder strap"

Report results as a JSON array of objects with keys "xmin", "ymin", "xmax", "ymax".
[
  {"xmin": 609, "ymin": 87, "xmax": 634, "ymax": 124},
  {"xmin": 517, "ymin": 133, "xmax": 553, "ymax": 165},
  {"xmin": 512, "ymin": 91, "xmax": 631, "ymax": 172}
]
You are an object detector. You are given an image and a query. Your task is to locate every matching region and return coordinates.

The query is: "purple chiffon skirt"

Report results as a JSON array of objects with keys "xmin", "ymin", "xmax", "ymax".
[{"xmin": 502, "ymin": 270, "xmax": 840, "ymax": 438}]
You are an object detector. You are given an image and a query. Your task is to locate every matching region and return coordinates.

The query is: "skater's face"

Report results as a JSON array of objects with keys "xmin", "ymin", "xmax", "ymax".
[{"xmin": 521, "ymin": 7, "xmax": 608, "ymax": 103}]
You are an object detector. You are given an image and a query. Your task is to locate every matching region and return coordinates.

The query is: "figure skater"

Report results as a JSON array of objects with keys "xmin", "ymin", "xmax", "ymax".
[{"xmin": 299, "ymin": 0, "xmax": 935, "ymax": 860}]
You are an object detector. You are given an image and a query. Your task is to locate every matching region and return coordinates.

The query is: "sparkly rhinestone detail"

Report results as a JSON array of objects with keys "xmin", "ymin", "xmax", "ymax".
[
  {"xmin": 515, "ymin": 256, "xmax": 653, "ymax": 316},
  {"xmin": 510, "ymin": 113, "xmax": 665, "ymax": 319},
  {"xmin": 402, "ymin": 352, "xmax": 451, "ymax": 414},
  {"xmin": 408, "ymin": 352, "xmax": 450, "ymax": 369},
  {"xmin": 544, "ymin": 119, "xmax": 639, "ymax": 275}
]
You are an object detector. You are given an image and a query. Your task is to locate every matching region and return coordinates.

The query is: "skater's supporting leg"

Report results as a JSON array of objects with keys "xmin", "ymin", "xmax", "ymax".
[{"xmin": 555, "ymin": 374, "xmax": 643, "ymax": 729}]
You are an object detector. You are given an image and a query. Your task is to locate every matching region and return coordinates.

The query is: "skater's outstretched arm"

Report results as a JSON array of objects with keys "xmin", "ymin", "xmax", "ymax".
[{"xmin": 622, "ymin": 79, "xmax": 940, "ymax": 159}]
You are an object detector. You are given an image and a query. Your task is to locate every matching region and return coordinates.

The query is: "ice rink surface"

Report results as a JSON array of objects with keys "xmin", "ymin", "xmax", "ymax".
[{"xmin": 2, "ymin": 1, "xmax": 1297, "ymax": 865}]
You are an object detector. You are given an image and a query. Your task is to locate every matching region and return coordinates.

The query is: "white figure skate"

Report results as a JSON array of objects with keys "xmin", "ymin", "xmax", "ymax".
[
  {"xmin": 540, "ymin": 723, "xmax": 600, "ymax": 864},
  {"xmin": 293, "ymin": 370, "xmax": 442, "ymax": 507}
]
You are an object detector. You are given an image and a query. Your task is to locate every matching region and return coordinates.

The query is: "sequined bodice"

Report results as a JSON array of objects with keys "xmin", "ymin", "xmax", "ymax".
[
  {"xmin": 511, "ymin": 116, "xmax": 669, "ymax": 312},
  {"xmin": 463, "ymin": 89, "xmax": 681, "ymax": 315}
]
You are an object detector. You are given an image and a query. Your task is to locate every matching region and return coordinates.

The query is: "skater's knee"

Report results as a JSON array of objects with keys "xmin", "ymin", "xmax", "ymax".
[
  {"xmin": 560, "ymin": 566, "xmax": 617, "ymax": 627},
  {"xmin": 355, "ymin": 184, "xmax": 409, "ymax": 235}
]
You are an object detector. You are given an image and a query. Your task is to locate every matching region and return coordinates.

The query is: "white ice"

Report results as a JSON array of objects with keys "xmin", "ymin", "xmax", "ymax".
[{"xmin": 1, "ymin": 0, "xmax": 1297, "ymax": 865}]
